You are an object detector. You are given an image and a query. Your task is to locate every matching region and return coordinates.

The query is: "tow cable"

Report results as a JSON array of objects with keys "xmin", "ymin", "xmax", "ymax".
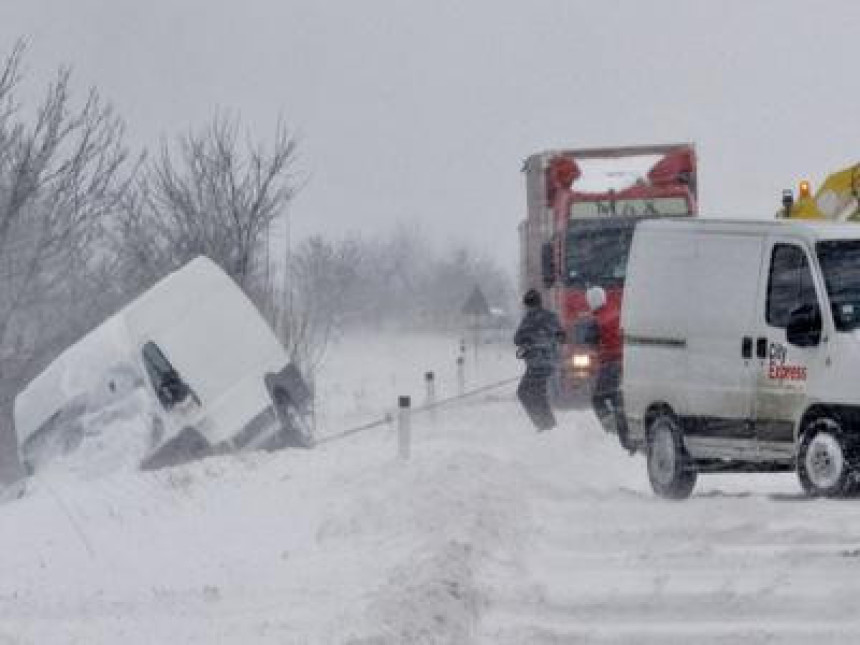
[{"xmin": 314, "ymin": 375, "xmax": 521, "ymax": 446}]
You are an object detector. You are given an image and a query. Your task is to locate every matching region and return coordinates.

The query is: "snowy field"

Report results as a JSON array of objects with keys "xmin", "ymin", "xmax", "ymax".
[{"xmin": 2, "ymin": 332, "xmax": 860, "ymax": 643}]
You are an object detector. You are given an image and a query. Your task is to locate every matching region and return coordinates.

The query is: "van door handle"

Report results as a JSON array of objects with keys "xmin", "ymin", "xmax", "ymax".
[
  {"xmin": 742, "ymin": 336, "xmax": 752, "ymax": 359},
  {"xmin": 756, "ymin": 337, "xmax": 768, "ymax": 359}
]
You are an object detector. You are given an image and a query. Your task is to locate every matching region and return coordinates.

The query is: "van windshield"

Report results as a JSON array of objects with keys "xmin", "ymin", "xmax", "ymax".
[
  {"xmin": 564, "ymin": 220, "xmax": 636, "ymax": 287},
  {"xmin": 817, "ymin": 240, "xmax": 860, "ymax": 331}
]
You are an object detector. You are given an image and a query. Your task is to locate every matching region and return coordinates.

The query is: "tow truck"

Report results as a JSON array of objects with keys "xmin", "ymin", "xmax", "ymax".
[{"xmin": 781, "ymin": 164, "xmax": 860, "ymax": 221}]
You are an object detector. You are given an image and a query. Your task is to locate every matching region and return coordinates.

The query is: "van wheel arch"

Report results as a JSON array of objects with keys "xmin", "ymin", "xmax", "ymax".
[
  {"xmin": 798, "ymin": 405, "xmax": 840, "ymax": 440},
  {"xmin": 269, "ymin": 385, "xmax": 314, "ymax": 449},
  {"xmin": 644, "ymin": 403, "xmax": 677, "ymax": 441},
  {"xmin": 795, "ymin": 404, "xmax": 860, "ymax": 442}
]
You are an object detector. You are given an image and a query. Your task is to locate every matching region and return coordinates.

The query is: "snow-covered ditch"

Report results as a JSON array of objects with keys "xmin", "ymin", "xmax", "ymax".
[{"xmin": 2, "ymin": 332, "xmax": 860, "ymax": 644}]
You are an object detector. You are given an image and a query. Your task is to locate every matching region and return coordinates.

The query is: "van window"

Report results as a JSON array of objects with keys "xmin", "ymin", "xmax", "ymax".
[
  {"xmin": 817, "ymin": 240, "xmax": 860, "ymax": 332},
  {"xmin": 766, "ymin": 244, "xmax": 818, "ymax": 328},
  {"xmin": 142, "ymin": 342, "xmax": 191, "ymax": 409}
]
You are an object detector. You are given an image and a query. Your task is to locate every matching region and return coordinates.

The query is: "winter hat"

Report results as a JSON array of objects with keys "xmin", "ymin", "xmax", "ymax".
[
  {"xmin": 523, "ymin": 289, "xmax": 541, "ymax": 308},
  {"xmin": 586, "ymin": 286, "xmax": 606, "ymax": 312}
]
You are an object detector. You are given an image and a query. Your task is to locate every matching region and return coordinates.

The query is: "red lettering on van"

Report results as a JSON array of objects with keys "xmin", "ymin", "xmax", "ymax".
[{"xmin": 768, "ymin": 364, "xmax": 807, "ymax": 381}]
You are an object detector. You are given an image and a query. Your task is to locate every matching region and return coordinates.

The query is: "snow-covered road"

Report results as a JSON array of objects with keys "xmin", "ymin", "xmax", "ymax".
[{"xmin": 2, "ymin": 333, "xmax": 860, "ymax": 643}]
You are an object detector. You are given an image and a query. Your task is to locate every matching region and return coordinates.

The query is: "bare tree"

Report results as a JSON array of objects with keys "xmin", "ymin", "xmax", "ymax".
[
  {"xmin": 418, "ymin": 245, "xmax": 514, "ymax": 328},
  {"xmin": 274, "ymin": 228, "xmax": 514, "ymax": 371},
  {"xmin": 119, "ymin": 114, "xmax": 299, "ymax": 291},
  {"xmin": 0, "ymin": 42, "xmax": 131, "ymax": 481},
  {"xmin": 345, "ymin": 229, "xmax": 513, "ymax": 331},
  {"xmin": 279, "ymin": 235, "xmax": 363, "ymax": 372},
  {"xmin": 352, "ymin": 224, "xmax": 433, "ymax": 327}
]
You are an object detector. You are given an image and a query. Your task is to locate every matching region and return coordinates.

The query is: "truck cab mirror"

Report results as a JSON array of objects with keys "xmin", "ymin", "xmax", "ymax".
[
  {"xmin": 786, "ymin": 303, "xmax": 821, "ymax": 347},
  {"xmin": 541, "ymin": 242, "xmax": 556, "ymax": 288}
]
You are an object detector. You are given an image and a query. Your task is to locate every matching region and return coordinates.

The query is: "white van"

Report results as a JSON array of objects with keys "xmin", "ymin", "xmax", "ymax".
[
  {"xmin": 620, "ymin": 219, "xmax": 860, "ymax": 498},
  {"xmin": 14, "ymin": 257, "xmax": 312, "ymax": 474}
]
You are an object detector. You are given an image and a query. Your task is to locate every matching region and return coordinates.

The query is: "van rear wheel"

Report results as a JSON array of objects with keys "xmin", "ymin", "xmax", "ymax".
[
  {"xmin": 272, "ymin": 389, "xmax": 314, "ymax": 449},
  {"xmin": 797, "ymin": 419, "xmax": 852, "ymax": 497},
  {"xmin": 647, "ymin": 412, "xmax": 696, "ymax": 500}
]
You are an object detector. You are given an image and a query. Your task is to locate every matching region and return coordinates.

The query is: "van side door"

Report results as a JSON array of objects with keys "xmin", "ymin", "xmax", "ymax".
[
  {"xmin": 682, "ymin": 233, "xmax": 764, "ymax": 461},
  {"xmin": 752, "ymin": 239, "xmax": 826, "ymax": 462}
]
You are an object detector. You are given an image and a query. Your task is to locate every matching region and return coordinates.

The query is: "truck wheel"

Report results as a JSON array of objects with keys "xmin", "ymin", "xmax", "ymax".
[
  {"xmin": 647, "ymin": 412, "xmax": 696, "ymax": 500},
  {"xmin": 797, "ymin": 419, "xmax": 852, "ymax": 497}
]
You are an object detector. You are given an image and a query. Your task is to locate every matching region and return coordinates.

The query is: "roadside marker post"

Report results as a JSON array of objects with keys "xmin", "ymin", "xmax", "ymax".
[
  {"xmin": 397, "ymin": 395, "xmax": 411, "ymax": 460},
  {"xmin": 456, "ymin": 356, "xmax": 465, "ymax": 395},
  {"xmin": 424, "ymin": 372, "xmax": 437, "ymax": 424}
]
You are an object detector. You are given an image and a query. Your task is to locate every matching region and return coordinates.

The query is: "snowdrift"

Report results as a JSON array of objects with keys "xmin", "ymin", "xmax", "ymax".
[{"xmin": 2, "ymin": 332, "xmax": 857, "ymax": 644}]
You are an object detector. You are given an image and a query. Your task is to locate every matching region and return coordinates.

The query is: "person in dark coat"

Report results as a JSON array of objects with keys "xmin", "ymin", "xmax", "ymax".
[{"xmin": 514, "ymin": 289, "xmax": 565, "ymax": 431}]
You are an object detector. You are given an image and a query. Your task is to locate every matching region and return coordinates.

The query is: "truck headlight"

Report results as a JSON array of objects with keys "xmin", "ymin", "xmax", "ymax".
[{"xmin": 571, "ymin": 354, "xmax": 591, "ymax": 369}]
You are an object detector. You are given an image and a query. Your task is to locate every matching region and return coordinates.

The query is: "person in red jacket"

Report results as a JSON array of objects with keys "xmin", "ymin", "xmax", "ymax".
[{"xmin": 586, "ymin": 286, "xmax": 632, "ymax": 451}]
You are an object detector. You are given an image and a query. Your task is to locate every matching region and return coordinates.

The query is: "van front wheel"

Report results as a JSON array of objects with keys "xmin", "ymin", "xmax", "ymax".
[
  {"xmin": 647, "ymin": 413, "xmax": 696, "ymax": 500},
  {"xmin": 797, "ymin": 420, "xmax": 852, "ymax": 497}
]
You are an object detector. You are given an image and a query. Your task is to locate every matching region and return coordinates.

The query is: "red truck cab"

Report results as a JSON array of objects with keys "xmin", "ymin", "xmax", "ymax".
[{"xmin": 519, "ymin": 144, "xmax": 698, "ymax": 405}]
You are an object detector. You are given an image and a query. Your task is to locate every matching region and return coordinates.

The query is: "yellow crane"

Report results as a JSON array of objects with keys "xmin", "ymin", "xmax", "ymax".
[{"xmin": 783, "ymin": 164, "xmax": 860, "ymax": 221}]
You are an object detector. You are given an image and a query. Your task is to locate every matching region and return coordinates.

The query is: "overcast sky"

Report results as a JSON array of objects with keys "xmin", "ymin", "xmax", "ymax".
[{"xmin": 2, "ymin": 1, "xmax": 860, "ymax": 270}]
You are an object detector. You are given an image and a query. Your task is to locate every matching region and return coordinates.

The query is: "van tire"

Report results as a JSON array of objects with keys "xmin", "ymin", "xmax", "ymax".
[
  {"xmin": 647, "ymin": 412, "xmax": 696, "ymax": 500},
  {"xmin": 797, "ymin": 419, "xmax": 852, "ymax": 497},
  {"xmin": 272, "ymin": 389, "xmax": 314, "ymax": 449}
]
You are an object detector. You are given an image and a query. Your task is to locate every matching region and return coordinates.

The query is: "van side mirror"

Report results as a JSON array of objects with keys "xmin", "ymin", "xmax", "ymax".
[
  {"xmin": 786, "ymin": 303, "xmax": 821, "ymax": 347},
  {"xmin": 541, "ymin": 242, "xmax": 556, "ymax": 288}
]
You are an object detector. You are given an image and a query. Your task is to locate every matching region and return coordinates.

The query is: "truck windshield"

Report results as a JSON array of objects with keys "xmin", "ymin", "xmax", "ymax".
[
  {"xmin": 817, "ymin": 240, "xmax": 860, "ymax": 331},
  {"xmin": 565, "ymin": 220, "xmax": 636, "ymax": 287}
]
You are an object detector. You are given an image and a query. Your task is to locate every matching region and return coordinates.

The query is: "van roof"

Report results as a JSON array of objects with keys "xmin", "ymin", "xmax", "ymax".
[{"xmin": 637, "ymin": 217, "xmax": 860, "ymax": 242}]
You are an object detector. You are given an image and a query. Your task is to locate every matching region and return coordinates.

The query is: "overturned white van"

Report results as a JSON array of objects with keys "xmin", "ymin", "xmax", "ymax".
[
  {"xmin": 14, "ymin": 257, "xmax": 312, "ymax": 475},
  {"xmin": 620, "ymin": 219, "xmax": 860, "ymax": 499}
]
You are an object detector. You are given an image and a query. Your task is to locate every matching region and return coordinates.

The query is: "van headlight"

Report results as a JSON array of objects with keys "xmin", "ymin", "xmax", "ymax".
[{"xmin": 571, "ymin": 354, "xmax": 591, "ymax": 369}]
